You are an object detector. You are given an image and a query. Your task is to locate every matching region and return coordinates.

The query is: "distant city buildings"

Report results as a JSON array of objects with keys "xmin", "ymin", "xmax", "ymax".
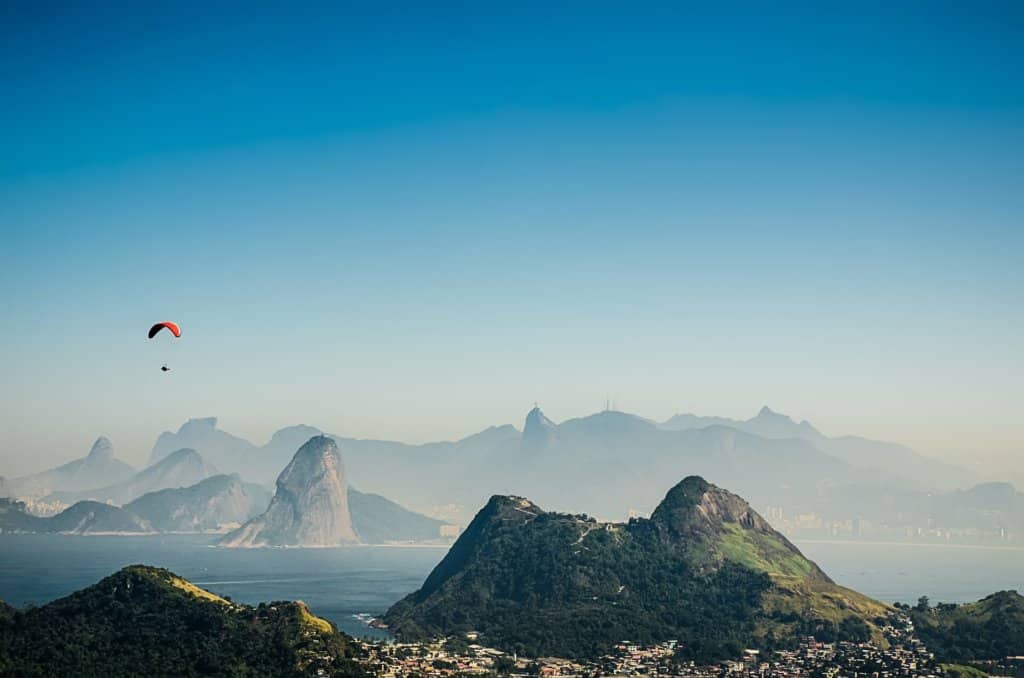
[{"xmin": 762, "ymin": 506, "xmax": 1015, "ymax": 546}]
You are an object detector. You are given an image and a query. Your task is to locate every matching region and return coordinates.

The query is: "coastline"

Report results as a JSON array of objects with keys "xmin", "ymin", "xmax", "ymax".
[{"xmin": 795, "ymin": 539, "xmax": 1024, "ymax": 553}]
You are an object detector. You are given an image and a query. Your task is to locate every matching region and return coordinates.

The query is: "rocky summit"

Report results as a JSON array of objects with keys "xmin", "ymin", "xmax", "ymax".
[
  {"xmin": 220, "ymin": 435, "xmax": 358, "ymax": 547},
  {"xmin": 384, "ymin": 476, "xmax": 885, "ymax": 661}
]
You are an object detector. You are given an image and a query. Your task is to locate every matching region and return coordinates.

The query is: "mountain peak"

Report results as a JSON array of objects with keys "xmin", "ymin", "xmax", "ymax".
[
  {"xmin": 756, "ymin": 406, "xmax": 789, "ymax": 420},
  {"xmin": 179, "ymin": 417, "xmax": 218, "ymax": 433},
  {"xmin": 652, "ymin": 475, "xmax": 774, "ymax": 535},
  {"xmin": 522, "ymin": 406, "xmax": 557, "ymax": 449},
  {"xmin": 160, "ymin": 448, "xmax": 202, "ymax": 465},
  {"xmin": 86, "ymin": 437, "xmax": 114, "ymax": 460},
  {"xmin": 386, "ymin": 476, "xmax": 878, "ymax": 660},
  {"xmin": 220, "ymin": 435, "xmax": 357, "ymax": 547}
]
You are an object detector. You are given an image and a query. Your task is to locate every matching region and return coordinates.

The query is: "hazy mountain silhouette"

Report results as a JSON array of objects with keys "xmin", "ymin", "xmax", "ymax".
[
  {"xmin": 149, "ymin": 417, "xmax": 255, "ymax": 470},
  {"xmin": 661, "ymin": 406, "xmax": 971, "ymax": 490},
  {"xmin": 0, "ymin": 437, "xmax": 135, "ymax": 498},
  {"xmin": 49, "ymin": 448, "xmax": 220, "ymax": 506}
]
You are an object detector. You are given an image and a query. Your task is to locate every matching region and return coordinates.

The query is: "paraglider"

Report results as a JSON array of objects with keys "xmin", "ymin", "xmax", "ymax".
[
  {"xmin": 148, "ymin": 321, "xmax": 181, "ymax": 372},
  {"xmin": 148, "ymin": 321, "xmax": 181, "ymax": 339}
]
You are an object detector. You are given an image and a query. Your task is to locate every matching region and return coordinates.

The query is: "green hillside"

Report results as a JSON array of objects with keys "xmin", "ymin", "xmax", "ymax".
[
  {"xmin": 907, "ymin": 590, "xmax": 1024, "ymax": 661},
  {"xmin": 384, "ymin": 476, "xmax": 887, "ymax": 661},
  {"xmin": 0, "ymin": 565, "xmax": 365, "ymax": 677}
]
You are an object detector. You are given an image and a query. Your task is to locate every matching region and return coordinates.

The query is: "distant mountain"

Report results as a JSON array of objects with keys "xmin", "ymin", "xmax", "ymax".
[
  {"xmin": 245, "ymin": 424, "xmax": 326, "ymax": 484},
  {"xmin": 384, "ymin": 476, "xmax": 886, "ymax": 661},
  {"xmin": 196, "ymin": 408, "xmax": 947, "ymax": 525},
  {"xmin": 220, "ymin": 436, "xmax": 358, "ymax": 547},
  {"xmin": 49, "ymin": 448, "xmax": 220, "ymax": 506},
  {"xmin": 521, "ymin": 405, "xmax": 557, "ymax": 451},
  {"xmin": 348, "ymin": 488, "xmax": 446, "ymax": 543},
  {"xmin": 125, "ymin": 474, "xmax": 271, "ymax": 532},
  {"xmin": 138, "ymin": 407, "xmax": 977, "ymax": 529},
  {"xmin": 906, "ymin": 591, "xmax": 1024, "ymax": 661},
  {"xmin": 0, "ymin": 498, "xmax": 152, "ymax": 534},
  {"xmin": 0, "ymin": 565, "xmax": 365, "ymax": 676},
  {"xmin": 150, "ymin": 417, "xmax": 256, "ymax": 469},
  {"xmin": 661, "ymin": 406, "xmax": 970, "ymax": 490},
  {"xmin": 928, "ymin": 482, "xmax": 1024, "ymax": 535},
  {"xmin": 0, "ymin": 437, "xmax": 135, "ymax": 498}
]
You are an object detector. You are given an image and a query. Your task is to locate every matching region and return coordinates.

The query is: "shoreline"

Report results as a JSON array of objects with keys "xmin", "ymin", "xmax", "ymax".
[{"xmin": 795, "ymin": 539, "xmax": 1024, "ymax": 553}]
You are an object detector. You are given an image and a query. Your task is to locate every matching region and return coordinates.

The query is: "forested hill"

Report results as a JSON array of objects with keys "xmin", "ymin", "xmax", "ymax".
[
  {"xmin": 384, "ymin": 476, "xmax": 886, "ymax": 661},
  {"xmin": 0, "ymin": 565, "xmax": 365, "ymax": 677},
  {"xmin": 904, "ymin": 590, "xmax": 1024, "ymax": 662}
]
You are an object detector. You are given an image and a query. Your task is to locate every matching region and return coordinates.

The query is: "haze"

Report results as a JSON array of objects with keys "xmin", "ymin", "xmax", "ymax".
[{"xmin": 1, "ymin": 4, "xmax": 1021, "ymax": 479}]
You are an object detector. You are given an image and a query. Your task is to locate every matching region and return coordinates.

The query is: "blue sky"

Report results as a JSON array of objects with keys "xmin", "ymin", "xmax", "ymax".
[{"xmin": 1, "ymin": 2, "xmax": 1022, "ymax": 473}]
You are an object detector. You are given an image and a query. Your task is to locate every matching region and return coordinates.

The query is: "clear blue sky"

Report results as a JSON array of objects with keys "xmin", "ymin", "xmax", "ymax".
[{"xmin": 1, "ymin": 2, "xmax": 1021, "ymax": 474}]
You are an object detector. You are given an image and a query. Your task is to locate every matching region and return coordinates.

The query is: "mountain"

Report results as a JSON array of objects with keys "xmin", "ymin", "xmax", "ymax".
[
  {"xmin": 245, "ymin": 424, "xmax": 327, "ymax": 484},
  {"xmin": 661, "ymin": 406, "xmax": 970, "ymax": 490},
  {"xmin": 137, "ymin": 407, "xmax": 976, "ymax": 530},
  {"xmin": 906, "ymin": 591, "xmax": 1024, "ymax": 661},
  {"xmin": 0, "ymin": 565, "xmax": 365, "ymax": 676},
  {"xmin": 150, "ymin": 417, "xmax": 256, "ymax": 469},
  {"xmin": 220, "ymin": 436, "xmax": 358, "ymax": 547},
  {"xmin": 348, "ymin": 488, "xmax": 447, "ymax": 543},
  {"xmin": 0, "ymin": 497, "xmax": 152, "ymax": 534},
  {"xmin": 292, "ymin": 407, "xmax": 898, "ymax": 524},
  {"xmin": 45, "ymin": 500, "xmax": 153, "ymax": 534},
  {"xmin": 0, "ymin": 437, "xmax": 135, "ymax": 498},
  {"xmin": 125, "ymin": 474, "xmax": 271, "ymax": 532},
  {"xmin": 521, "ymin": 405, "xmax": 557, "ymax": 451},
  {"xmin": 383, "ymin": 476, "xmax": 886, "ymax": 661},
  {"xmin": 49, "ymin": 448, "xmax": 220, "ymax": 506}
]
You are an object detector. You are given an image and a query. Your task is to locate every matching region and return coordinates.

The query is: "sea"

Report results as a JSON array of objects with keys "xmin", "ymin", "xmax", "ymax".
[{"xmin": 0, "ymin": 534, "xmax": 1020, "ymax": 639}]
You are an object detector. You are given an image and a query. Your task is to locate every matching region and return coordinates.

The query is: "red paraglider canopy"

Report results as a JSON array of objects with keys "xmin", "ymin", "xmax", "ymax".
[{"xmin": 148, "ymin": 321, "xmax": 181, "ymax": 339}]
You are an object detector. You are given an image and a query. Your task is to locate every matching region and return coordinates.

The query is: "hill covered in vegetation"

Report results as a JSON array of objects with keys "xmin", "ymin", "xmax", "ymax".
[
  {"xmin": 384, "ymin": 476, "xmax": 886, "ymax": 661},
  {"xmin": 0, "ymin": 565, "xmax": 365, "ymax": 677},
  {"xmin": 903, "ymin": 590, "xmax": 1024, "ymax": 662}
]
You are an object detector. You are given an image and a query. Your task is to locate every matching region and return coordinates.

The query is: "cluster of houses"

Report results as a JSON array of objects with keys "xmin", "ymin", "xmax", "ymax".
[{"xmin": 352, "ymin": 612, "xmax": 967, "ymax": 677}]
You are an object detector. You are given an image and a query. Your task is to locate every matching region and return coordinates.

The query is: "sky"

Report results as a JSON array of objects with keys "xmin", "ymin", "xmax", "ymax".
[{"xmin": 1, "ymin": 2, "xmax": 1022, "ymax": 476}]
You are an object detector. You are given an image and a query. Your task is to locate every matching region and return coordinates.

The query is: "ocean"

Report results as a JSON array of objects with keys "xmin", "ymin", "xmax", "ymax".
[{"xmin": 0, "ymin": 534, "xmax": 1020, "ymax": 638}]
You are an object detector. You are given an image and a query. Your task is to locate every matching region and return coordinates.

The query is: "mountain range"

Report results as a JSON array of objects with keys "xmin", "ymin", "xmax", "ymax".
[
  {"xmin": 0, "ymin": 437, "xmax": 135, "ymax": 499},
  {"xmin": 3, "ymin": 406, "xmax": 1012, "ymax": 537},
  {"xmin": 384, "ymin": 475, "xmax": 887, "ymax": 661},
  {"xmin": 48, "ymin": 447, "xmax": 221, "ymax": 506},
  {"xmin": 660, "ymin": 406, "xmax": 969, "ymax": 490}
]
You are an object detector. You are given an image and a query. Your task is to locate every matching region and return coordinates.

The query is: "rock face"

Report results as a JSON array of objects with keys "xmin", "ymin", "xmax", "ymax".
[
  {"xmin": 245, "ymin": 424, "xmax": 326, "ymax": 484},
  {"xmin": 126, "ymin": 474, "xmax": 271, "ymax": 532},
  {"xmin": 220, "ymin": 436, "xmax": 358, "ymax": 547},
  {"xmin": 384, "ymin": 476, "xmax": 885, "ymax": 660},
  {"xmin": 0, "ymin": 437, "xmax": 136, "ymax": 498}
]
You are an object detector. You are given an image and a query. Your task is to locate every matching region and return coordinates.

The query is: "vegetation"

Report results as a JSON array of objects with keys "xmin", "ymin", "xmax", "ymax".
[
  {"xmin": 385, "ymin": 477, "xmax": 887, "ymax": 662},
  {"xmin": 0, "ymin": 565, "xmax": 365, "ymax": 677},
  {"xmin": 901, "ymin": 591, "xmax": 1024, "ymax": 662},
  {"xmin": 941, "ymin": 664, "xmax": 991, "ymax": 678}
]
